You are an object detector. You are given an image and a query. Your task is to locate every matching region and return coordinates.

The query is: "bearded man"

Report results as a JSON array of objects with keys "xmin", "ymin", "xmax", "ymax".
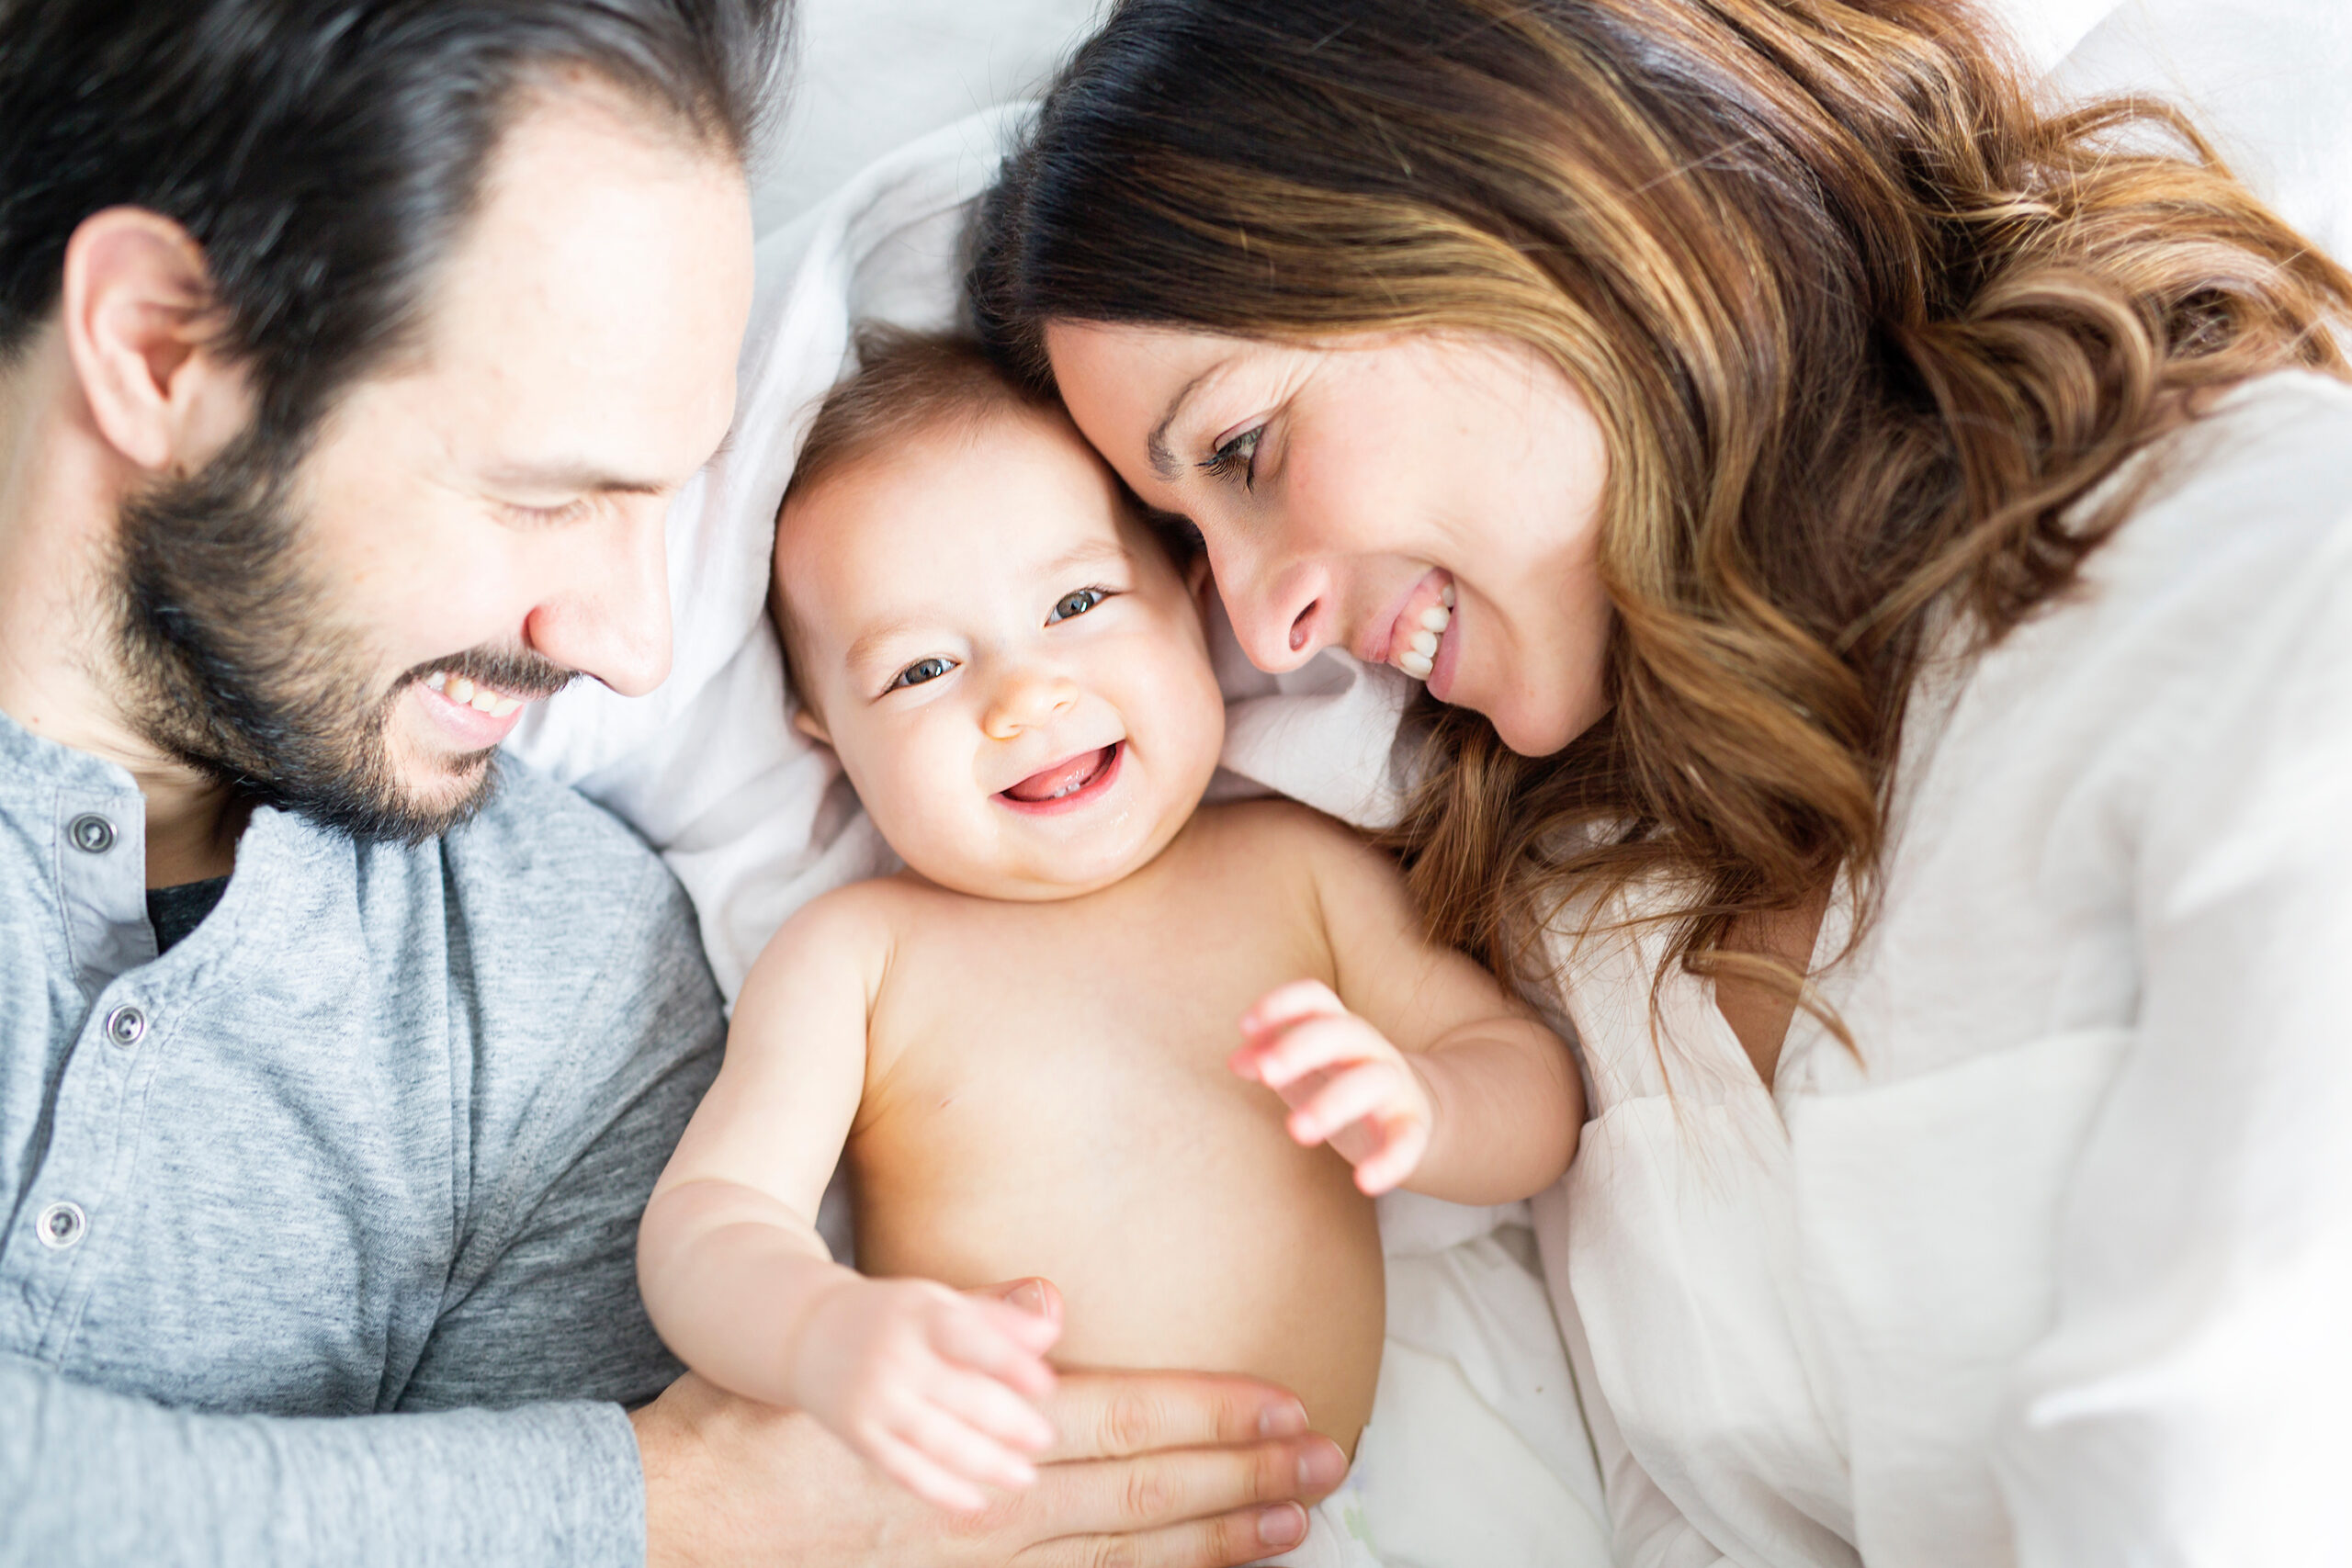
[{"xmin": 0, "ymin": 3, "xmax": 1340, "ymax": 1562}]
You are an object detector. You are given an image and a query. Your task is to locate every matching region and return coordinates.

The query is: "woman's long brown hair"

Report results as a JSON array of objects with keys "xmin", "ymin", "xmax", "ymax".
[{"xmin": 972, "ymin": 0, "xmax": 2351, "ymax": 1015}]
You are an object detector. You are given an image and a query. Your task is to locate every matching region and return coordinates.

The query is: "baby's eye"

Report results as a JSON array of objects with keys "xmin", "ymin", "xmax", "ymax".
[
  {"xmin": 1048, "ymin": 587, "xmax": 1110, "ymax": 624},
  {"xmin": 888, "ymin": 656, "xmax": 956, "ymax": 692}
]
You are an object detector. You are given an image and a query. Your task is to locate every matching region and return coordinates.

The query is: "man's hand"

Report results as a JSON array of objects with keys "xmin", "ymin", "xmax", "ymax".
[{"xmin": 634, "ymin": 1282, "xmax": 1346, "ymax": 1567}]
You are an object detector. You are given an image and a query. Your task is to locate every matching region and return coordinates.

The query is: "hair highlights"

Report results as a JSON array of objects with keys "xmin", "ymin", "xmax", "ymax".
[{"xmin": 975, "ymin": 0, "xmax": 2352, "ymax": 1014}]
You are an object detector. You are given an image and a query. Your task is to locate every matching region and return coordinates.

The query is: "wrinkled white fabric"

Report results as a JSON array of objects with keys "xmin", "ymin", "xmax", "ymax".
[
  {"xmin": 1532, "ymin": 374, "xmax": 2352, "ymax": 1568},
  {"xmin": 1256, "ymin": 1203, "xmax": 1614, "ymax": 1568}
]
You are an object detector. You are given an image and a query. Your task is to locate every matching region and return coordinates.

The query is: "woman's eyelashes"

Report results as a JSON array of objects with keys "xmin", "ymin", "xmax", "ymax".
[
  {"xmin": 1200, "ymin": 424, "xmax": 1264, "ymax": 491},
  {"xmin": 887, "ymin": 655, "xmax": 956, "ymax": 693}
]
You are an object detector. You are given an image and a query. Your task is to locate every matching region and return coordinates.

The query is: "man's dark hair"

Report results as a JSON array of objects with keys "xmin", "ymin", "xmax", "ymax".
[{"xmin": 0, "ymin": 0, "xmax": 790, "ymax": 445}]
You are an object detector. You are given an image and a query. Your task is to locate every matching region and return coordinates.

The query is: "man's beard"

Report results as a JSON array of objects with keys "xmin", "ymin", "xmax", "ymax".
[{"xmin": 112, "ymin": 430, "xmax": 574, "ymax": 846}]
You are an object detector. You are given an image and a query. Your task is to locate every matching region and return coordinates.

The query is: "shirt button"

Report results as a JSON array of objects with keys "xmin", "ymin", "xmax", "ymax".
[
  {"xmin": 69, "ymin": 814, "xmax": 118, "ymax": 854},
  {"xmin": 36, "ymin": 1201, "xmax": 85, "ymax": 1250},
  {"xmin": 105, "ymin": 1005, "xmax": 147, "ymax": 1047}
]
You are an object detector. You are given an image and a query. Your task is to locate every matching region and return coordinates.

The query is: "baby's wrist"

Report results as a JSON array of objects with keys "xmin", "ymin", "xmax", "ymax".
[{"xmin": 777, "ymin": 1268, "xmax": 867, "ymax": 1404}]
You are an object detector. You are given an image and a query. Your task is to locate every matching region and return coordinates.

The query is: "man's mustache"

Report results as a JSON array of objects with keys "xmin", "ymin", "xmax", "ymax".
[{"xmin": 396, "ymin": 645, "xmax": 579, "ymax": 704}]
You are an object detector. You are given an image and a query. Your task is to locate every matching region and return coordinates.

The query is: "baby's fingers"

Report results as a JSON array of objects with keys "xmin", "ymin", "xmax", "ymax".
[
  {"xmin": 1239, "ymin": 978, "xmax": 1347, "ymax": 1043},
  {"xmin": 1232, "ymin": 1012, "xmax": 1382, "ymax": 1091},
  {"xmin": 905, "ymin": 1397, "xmax": 1045, "ymax": 1494},
  {"xmin": 866, "ymin": 1426, "xmax": 997, "ymax": 1514},
  {"xmin": 1286, "ymin": 1059, "xmax": 1418, "ymax": 1149},
  {"xmin": 1351, "ymin": 1115, "xmax": 1431, "ymax": 1196},
  {"xmin": 932, "ymin": 1361, "xmax": 1058, "ymax": 1455},
  {"xmin": 933, "ymin": 1296, "xmax": 1059, "ymax": 1402}
]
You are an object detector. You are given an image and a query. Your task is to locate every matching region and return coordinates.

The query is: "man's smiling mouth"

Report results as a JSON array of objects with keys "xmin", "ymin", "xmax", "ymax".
[{"xmin": 423, "ymin": 669, "xmax": 526, "ymax": 718}]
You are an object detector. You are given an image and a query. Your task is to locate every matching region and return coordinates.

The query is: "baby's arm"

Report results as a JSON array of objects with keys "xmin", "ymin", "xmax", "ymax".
[
  {"xmin": 1228, "ymin": 812, "xmax": 1582, "ymax": 1204},
  {"xmin": 637, "ymin": 890, "xmax": 1058, "ymax": 1512}
]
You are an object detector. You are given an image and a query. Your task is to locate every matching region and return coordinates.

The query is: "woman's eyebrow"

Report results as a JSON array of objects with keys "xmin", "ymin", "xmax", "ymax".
[{"xmin": 1146, "ymin": 364, "xmax": 1224, "ymax": 480}]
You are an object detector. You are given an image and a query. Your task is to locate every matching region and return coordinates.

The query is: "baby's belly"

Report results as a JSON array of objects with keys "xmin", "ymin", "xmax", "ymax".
[{"xmin": 850, "ymin": 1083, "xmax": 1385, "ymax": 1454}]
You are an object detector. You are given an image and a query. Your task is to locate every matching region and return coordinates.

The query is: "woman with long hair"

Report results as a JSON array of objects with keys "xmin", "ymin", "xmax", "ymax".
[{"xmin": 972, "ymin": 0, "xmax": 2352, "ymax": 1560}]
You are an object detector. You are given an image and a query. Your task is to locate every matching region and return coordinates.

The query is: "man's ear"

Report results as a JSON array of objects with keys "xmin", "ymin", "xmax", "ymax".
[
  {"xmin": 790, "ymin": 700, "xmax": 832, "ymax": 748},
  {"xmin": 59, "ymin": 207, "xmax": 253, "ymax": 473}
]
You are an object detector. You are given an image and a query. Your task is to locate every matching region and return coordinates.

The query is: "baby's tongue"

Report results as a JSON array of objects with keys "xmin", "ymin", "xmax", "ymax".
[{"xmin": 1003, "ymin": 745, "xmax": 1111, "ymax": 803}]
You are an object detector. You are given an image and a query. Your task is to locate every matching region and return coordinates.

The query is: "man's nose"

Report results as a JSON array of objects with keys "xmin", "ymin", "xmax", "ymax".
[
  {"xmin": 982, "ymin": 664, "xmax": 1080, "ymax": 739},
  {"xmin": 520, "ymin": 503, "xmax": 674, "ymax": 698}
]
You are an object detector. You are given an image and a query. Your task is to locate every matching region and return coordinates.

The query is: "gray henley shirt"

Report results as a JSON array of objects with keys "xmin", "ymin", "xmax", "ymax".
[{"xmin": 0, "ymin": 705, "xmax": 727, "ymax": 1564}]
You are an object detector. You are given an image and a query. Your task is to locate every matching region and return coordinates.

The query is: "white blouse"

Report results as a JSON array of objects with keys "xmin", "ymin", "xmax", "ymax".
[{"xmin": 1531, "ymin": 373, "xmax": 2352, "ymax": 1567}]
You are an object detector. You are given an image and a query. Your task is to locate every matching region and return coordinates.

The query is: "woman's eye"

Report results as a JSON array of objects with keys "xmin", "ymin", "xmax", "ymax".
[
  {"xmin": 1049, "ymin": 587, "xmax": 1109, "ymax": 624},
  {"xmin": 888, "ymin": 656, "xmax": 955, "ymax": 691},
  {"xmin": 1201, "ymin": 426, "xmax": 1262, "ymax": 491}
]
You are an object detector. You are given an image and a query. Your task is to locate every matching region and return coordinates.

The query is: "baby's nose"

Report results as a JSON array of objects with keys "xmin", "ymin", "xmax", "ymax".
[{"xmin": 982, "ymin": 668, "xmax": 1080, "ymax": 739}]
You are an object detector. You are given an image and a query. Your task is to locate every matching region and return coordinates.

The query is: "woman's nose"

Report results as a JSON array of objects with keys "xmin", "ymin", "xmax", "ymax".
[
  {"xmin": 982, "ymin": 665, "xmax": 1080, "ymax": 739},
  {"xmin": 1216, "ymin": 558, "xmax": 1334, "ymax": 675}
]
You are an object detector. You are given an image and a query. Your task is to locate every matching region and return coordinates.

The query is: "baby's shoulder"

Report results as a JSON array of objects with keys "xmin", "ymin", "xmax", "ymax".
[
  {"xmin": 1187, "ymin": 795, "xmax": 1396, "ymax": 886},
  {"xmin": 741, "ymin": 874, "xmax": 917, "ymax": 999}
]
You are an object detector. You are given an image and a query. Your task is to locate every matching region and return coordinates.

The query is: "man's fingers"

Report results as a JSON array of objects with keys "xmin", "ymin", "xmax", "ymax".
[
  {"xmin": 933, "ymin": 1362, "xmax": 1059, "ymax": 1454},
  {"xmin": 1025, "ymin": 1433, "xmax": 1350, "ymax": 1537},
  {"xmin": 1023, "ymin": 1503, "xmax": 1313, "ymax": 1568},
  {"xmin": 1044, "ymin": 1371, "xmax": 1309, "ymax": 1461}
]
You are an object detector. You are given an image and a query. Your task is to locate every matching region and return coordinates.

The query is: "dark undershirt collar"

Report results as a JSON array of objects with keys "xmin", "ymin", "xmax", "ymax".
[{"xmin": 147, "ymin": 875, "xmax": 231, "ymax": 955}]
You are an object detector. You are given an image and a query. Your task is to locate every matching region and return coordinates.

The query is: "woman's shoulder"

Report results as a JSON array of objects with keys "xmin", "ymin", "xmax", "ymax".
[
  {"xmin": 1973, "ymin": 370, "xmax": 2352, "ymax": 710},
  {"xmin": 2099, "ymin": 371, "xmax": 2352, "ymax": 599}
]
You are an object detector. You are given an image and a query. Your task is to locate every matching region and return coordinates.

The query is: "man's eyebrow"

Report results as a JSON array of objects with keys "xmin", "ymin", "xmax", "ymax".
[
  {"xmin": 481, "ymin": 461, "xmax": 673, "ymax": 498},
  {"xmin": 1146, "ymin": 364, "xmax": 1223, "ymax": 481}
]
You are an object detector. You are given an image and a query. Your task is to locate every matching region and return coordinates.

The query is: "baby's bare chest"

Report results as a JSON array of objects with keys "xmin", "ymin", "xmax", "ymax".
[{"xmin": 862, "ymin": 894, "xmax": 1324, "ymax": 1130}]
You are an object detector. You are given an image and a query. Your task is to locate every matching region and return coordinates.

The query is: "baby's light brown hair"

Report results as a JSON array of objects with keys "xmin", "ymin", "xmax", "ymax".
[
  {"xmin": 772, "ymin": 326, "xmax": 1193, "ymax": 721},
  {"xmin": 772, "ymin": 328, "xmax": 1057, "ymax": 716}
]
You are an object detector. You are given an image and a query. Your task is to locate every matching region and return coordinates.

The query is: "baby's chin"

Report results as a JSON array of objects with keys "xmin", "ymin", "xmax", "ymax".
[{"xmin": 903, "ymin": 837, "xmax": 1170, "ymax": 903}]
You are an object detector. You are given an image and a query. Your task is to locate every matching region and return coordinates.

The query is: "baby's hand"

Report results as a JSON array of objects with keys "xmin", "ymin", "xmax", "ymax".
[
  {"xmin": 1231, "ymin": 979, "xmax": 1433, "ymax": 1195},
  {"xmin": 789, "ymin": 1274, "xmax": 1061, "ymax": 1512}
]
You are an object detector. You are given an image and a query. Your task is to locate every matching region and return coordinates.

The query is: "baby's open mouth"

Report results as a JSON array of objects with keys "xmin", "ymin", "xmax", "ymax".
[{"xmin": 1000, "ymin": 742, "xmax": 1122, "ymax": 807}]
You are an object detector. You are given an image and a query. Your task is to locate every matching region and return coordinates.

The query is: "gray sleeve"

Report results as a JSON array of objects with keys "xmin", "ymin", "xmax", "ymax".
[
  {"xmin": 399, "ymin": 859, "xmax": 727, "ymax": 1412},
  {"xmin": 0, "ymin": 1357, "xmax": 644, "ymax": 1566},
  {"xmin": 0, "ymin": 841, "xmax": 726, "ymax": 1567}
]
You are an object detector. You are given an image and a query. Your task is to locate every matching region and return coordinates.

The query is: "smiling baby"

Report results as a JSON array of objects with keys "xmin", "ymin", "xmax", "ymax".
[{"xmin": 635, "ymin": 331, "xmax": 1582, "ymax": 1566}]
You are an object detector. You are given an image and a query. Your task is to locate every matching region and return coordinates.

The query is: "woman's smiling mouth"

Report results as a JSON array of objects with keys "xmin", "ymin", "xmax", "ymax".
[
  {"xmin": 1367, "ymin": 570, "xmax": 1458, "ymax": 692},
  {"xmin": 997, "ymin": 741, "xmax": 1125, "ymax": 814}
]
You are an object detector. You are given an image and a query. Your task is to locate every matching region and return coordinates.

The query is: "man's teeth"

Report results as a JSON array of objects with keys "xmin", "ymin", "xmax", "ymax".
[
  {"xmin": 424, "ymin": 671, "xmax": 523, "ymax": 718},
  {"xmin": 1397, "ymin": 591, "xmax": 1453, "ymax": 681}
]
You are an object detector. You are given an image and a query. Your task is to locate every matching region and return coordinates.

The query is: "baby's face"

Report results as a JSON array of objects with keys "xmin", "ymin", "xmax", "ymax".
[{"xmin": 778, "ymin": 404, "xmax": 1227, "ymax": 900}]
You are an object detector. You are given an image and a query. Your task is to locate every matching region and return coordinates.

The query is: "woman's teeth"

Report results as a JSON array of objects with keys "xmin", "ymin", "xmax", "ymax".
[
  {"xmin": 1397, "ymin": 583, "xmax": 1456, "ymax": 681},
  {"xmin": 424, "ymin": 670, "xmax": 524, "ymax": 718}
]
